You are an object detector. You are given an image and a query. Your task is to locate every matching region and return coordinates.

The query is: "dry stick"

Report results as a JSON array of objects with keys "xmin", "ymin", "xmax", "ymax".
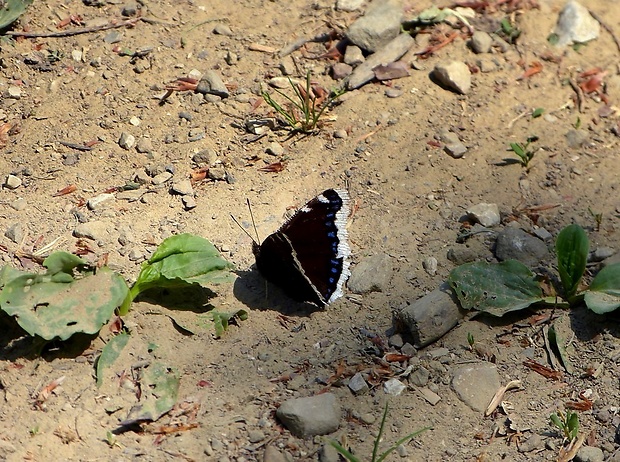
[
  {"xmin": 5, "ymin": 17, "xmax": 143, "ymax": 38},
  {"xmin": 568, "ymin": 79, "xmax": 585, "ymax": 113},
  {"xmin": 589, "ymin": 9, "xmax": 620, "ymax": 54}
]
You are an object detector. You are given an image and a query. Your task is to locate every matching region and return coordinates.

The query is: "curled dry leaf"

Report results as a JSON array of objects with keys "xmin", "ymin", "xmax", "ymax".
[
  {"xmin": 35, "ymin": 375, "xmax": 66, "ymax": 404},
  {"xmin": 523, "ymin": 359, "xmax": 562, "ymax": 380},
  {"xmin": 485, "ymin": 379, "xmax": 522, "ymax": 416},
  {"xmin": 258, "ymin": 161, "xmax": 286, "ymax": 173},
  {"xmin": 53, "ymin": 184, "xmax": 77, "ymax": 196}
]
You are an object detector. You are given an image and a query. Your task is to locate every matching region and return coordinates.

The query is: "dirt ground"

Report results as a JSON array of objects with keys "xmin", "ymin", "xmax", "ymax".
[{"xmin": 1, "ymin": 0, "xmax": 620, "ymax": 460}]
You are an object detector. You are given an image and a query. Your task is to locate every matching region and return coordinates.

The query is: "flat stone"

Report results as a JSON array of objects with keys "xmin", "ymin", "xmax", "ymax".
[
  {"xmin": 208, "ymin": 167, "xmax": 227, "ymax": 181},
  {"xmin": 196, "ymin": 70, "xmax": 229, "ymax": 98},
  {"xmin": 87, "ymin": 193, "xmax": 115, "ymax": 211},
  {"xmin": 319, "ymin": 443, "xmax": 341, "ymax": 462},
  {"xmin": 213, "ymin": 23, "xmax": 233, "ymax": 36},
  {"xmin": 336, "ymin": 0, "xmax": 365, "ymax": 11},
  {"xmin": 467, "ymin": 203, "xmax": 501, "ymax": 227},
  {"xmin": 182, "ymin": 196, "xmax": 197, "ymax": 210},
  {"xmin": 575, "ymin": 446, "xmax": 605, "ymax": 462},
  {"xmin": 193, "ymin": 148, "xmax": 219, "ymax": 166},
  {"xmin": 347, "ymin": 253, "xmax": 392, "ymax": 294},
  {"xmin": 5, "ymin": 223, "xmax": 24, "ymax": 244},
  {"xmin": 262, "ymin": 445, "xmax": 291, "ymax": 462},
  {"xmin": 266, "ymin": 142, "xmax": 284, "ymax": 157},
  {"xmin": 554, "ymin": 0, "xmax": 600, "ymax": 47},
  {"xmin": 276, "ymin": 393, "xmax": 340, "ymax": 438},
  {"xmin": 152, "ymin": 172, "xmax": 173, "ymax": 185},
  {"xmin": 348, "ymin": 372, "xmax": 369, "ymax": 395},
  {"xmin": 135, "ymin": 138, "xmax": 153, "ymax": 154},
  {"xmin": 74, "ymin": 221, "xmax": 109, "ymax": 242},
  {"xmin": 5, "ymin": 174, "xmax": 22, "ymax": 189},
  {"xmin": 116, "ymin": 190, "xmax": 143, "ymax": 202},
  {"xmin": 495, "ymin": 227, "xmax": 550, "ymax": 267},
  {"xmin": 433, "ymin": 61, "xmax": 472, "ymax": 94},
  {"xmin": 10, "ymin": 198, "xmax": 27, "ymax": 211},
  {"xmin": 346, "ymin": 0, "xmax": 403, "ymax": 53},
  {"xmin": 409, "ymin": 367, "xmax": 430, "ymax": 387},
  {"xmin": 331, "ymin": 62, "xmax": 353, "ymax": 80},
  {"xmin": 451, "ymin": 363, "xmax": 500, "ymax": 412},
  {"xmin": 343, "ymin": 45, "xmax": 365, "ymax": 66},
  {"xmin": 383, "ymin": 378, "xmax": 406, "ymax": 396},
  {"xmin": 470, "ymin": 31, "xmax": 493, "ymax": 53},
  {"xmin": 171, "ymin": 179, "xmax": 194, "ymax": 196},
  {"xmin": 418, "ymin": 387, "xmax": 441, "ymax": 405},
  {"xmin": 248, "ymin": 429, "xmax": 265, "ymax": 443}
]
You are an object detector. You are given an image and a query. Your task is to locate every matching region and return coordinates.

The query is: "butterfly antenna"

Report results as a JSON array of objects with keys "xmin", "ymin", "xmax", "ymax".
[
  {"xmin": 247, "ymin": 198, "xmax": 261, "ymax": 243},
  {"xmin": 230, "ymin": 213, "xmax": 257, "ymax": 245}
]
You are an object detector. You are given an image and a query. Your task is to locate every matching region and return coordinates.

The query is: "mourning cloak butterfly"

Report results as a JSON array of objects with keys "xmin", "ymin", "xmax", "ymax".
[{"xmin": 252, "ymin": 189, "xmax": 351, "ymax": 307}]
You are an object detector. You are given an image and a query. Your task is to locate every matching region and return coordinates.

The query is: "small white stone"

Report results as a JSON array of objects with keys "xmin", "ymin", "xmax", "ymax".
[
  {"xmin": 129, "ymin": 116, "xmax": 141, "ymax": 126},
  {"xmin": 5, "ymin": 175, "xmax": 22, "ymax": 189}
]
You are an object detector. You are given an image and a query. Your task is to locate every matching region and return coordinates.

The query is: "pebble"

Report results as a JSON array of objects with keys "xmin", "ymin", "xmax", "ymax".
[
  {"xmin": 129, "ymin": 116, "xmax": 141, "ymax": 126},
  {"xmin": 401, "ymin": 343, "xmax": 416, "ymax": 356},
  {"xmin": 266, "ymin": 142, "xmax": 284, "ymax": 157},
  {"xmin": 440, "ymin": 131, "xmax": 467, "ymax": 158},
  {"xmin": 5, "ymin": 174, "xmax": 22, "ymax": 189},
  {"xmin": 518, "ymin": 434, "xmax": 544, "ymax": 453},
  {"xmin": 348, "ymin": 372, "xmax": 369, "ymax": 395},
  {"xmin": 532, "ymin": 227, "xmax": 553, "ymax": 242},
  {"xmin": 343, "ymin": 45, "xmax": 365, "ymax": 66},
  {"xmin": 319, "ymin": 443, "xmax": 340, "ymax": 462},
  {"xmin": 262, "ymin": 445, "xmax": 289, "ymax": 462},
  {"xmin": 331, "ymin": 62, "xmax": 352, "ymax": 80},
  {"xmin": 388, "ymin": 333, "xmax": 404, "ymax": 348},
  {"xmin": 193, "ymin": 148, "xmax": 219, "ymax": 166},
  {"xmin": 418, "ymin": 387, "xmax": 441, "ymax": 405},
  {"xmin": 383, "ymin": 378, "xmax": 406, "ymax": 396},
  {"xmin": 495, "ymin": 227, "xmax": 550, "ymax": 267},
  {"xmin": 553, "ymin": 0, "xmax": 600, "ymax": 46},
  {"xmin": 152, "ymin": 172, "xmax": 173, "ymax": 185},
  {"xmin": 213, "ymin": 23, "xmax": 233, "ymax": 36},
  {"xmin": 276, "ymin": 393, "xmax": 340, "ymax": 438},
  {"xmin": 451, "ymin": 363, "xmax": 500, "ymax": 412},
  {"xmin": 347, "ymin": 33, "xmax": 414, "ymax": 90},
  {"xmin": 396, "ymin": 444, "xmax": 408, "ymax": 457},
  {"xmin": 121, "ymin": 3, "xmax": 139, "ymax": 16},
  {"xmin": 333, "ymin": 129, "xmax": 348, "ymax": 139},
  {"xmin": 591, "ymin": 247, "xmax": 615, "ymax": 262},
  {"xmin": 574, "ymin": 446, "xmax": 604, "ymax": 462},
  {"xmin": 347, "ymin": 254, "xmax": 393, "ymax": 294},
  {"xmin": 208, "ymin": 167, "xmax": 227, "ymax": 181},
  {"xmin": 171, "ymin": 179, "xmax": 194, "ymax": 196},
  {"xmin": 128, "ymin": 247, "xmax": 145, "ymax": 261},
  {"xmin": 385, "ymin": 88, "xmax": 404, "ymax": 98},
  {"xmin": 74, "ymin": 221, "xmax": 109, "ymax": 242},
  {"xmin": 409, "ymin": 367, "xmax": 430, "ymax": 387},
  {"xmin": 422, "ymin": 256, "xmax": 438, "ymax": 276},
  {"xmin": 103, "ymin": 31, "xmax": 122, "ymax": 44},
  {"xmin": 135, "ymin": 138, "xmax": 153, "ymax": 154},
  {"xmin": 10, "ymin": 198, "xmax": 27, "ymax": 211},
  {"xmin": 565, "ymin": 129, "xmax": 589, "ymax": 148},
  {"xmin": 196, "ymin": 70, "xmax": 229, "ymax": 98},
  {"xmin": 87, "ymin": 193, "xmax": 115, "ymax": 210},
  {"xmin": 346, "ymin": 1, "xmax": 403, "ymax": 52},
  {"xmin": 247, "ymin": 429, "xmax": 265, "ymax": 443},
  {"xmin": 433, "ymin": 61, "xmax": 472, "ymax": 94},
  {"xmin": 336, "ymin": 0, "xmax": 364, "ymax": 11},
  {"xmin": 467, "ymin": 203, "xmax": 501, "ymax": 227},
  {"xmin": 470, "ymin": 31, "xmax": 493, "ymax": 53},
  {"xmin": 118, "ymin": 132, "xmax": 136, "ymax": 150},
  {"xmin": 188, "ymin": 129, "xmax": 205, "ymax": 142},
  {"xmin": 225, "ymin": 51, "xmax": 238, "ymax": 65},
  {"xmin": 182, "ymin": 196, "xmax": 197, "ymax": 210},
  {"xmin": 5, "ymin": 223, "xmax": 24, "ymax": 244}
]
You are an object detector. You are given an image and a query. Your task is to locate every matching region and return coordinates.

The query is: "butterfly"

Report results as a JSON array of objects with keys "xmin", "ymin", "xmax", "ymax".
[{"xmin": 251, "ymin": 189, "xmax": 351, "ymax": 306}]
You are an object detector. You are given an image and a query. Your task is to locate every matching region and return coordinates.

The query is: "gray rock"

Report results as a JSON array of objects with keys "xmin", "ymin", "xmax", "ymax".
[
  {"xmin": 279, "ymin": 56, "xmax": 296, "ymax": 76},
  {"xmin": 276, "ymin": 393, "xmax": 340, "ymax": 438},
  {"xmin": 383, "ymin": 378, "xmax": 406, "ymax": 395},
  {"xmin": 554, "ymin": 0, "xmax": 599, "ymax": 47},
  {"xmin": 533, "ymin": 227, "xmax": 553, "ymax": 242},
  {"xmin": 348, "ymin": 372, "xmax": 369, "ymax": 395},
  {"xmin": 344, "ymin": 45, "xmax": 365, "ymax": 66},
  {"xmin": 5, "ymin": 174, "xmax": 22, "ymax": 189},
  {"xmin": 336, "ymin": 0, "xmax": 365, "ymax": 11},
  {"xmin": 398, "ymin": 282, "xmax": 464, "ymax": 348},
  {"xmin": 135, "ymin": 137, "xmax": 153, "ymax": 154},
  {"xmin": 433, "ymin": 61, "xmax": 471, "ymax": 94},
  {"xmin": 74, "ymin": 221, "xmax": 109, "ymax": 242},
  {"xmin": 574, "ymin": 445, "xmax": 604, "ymax": 462},
  {"xmin": 467, "ymin": 203, "xmax": 500, "ymax": 227},
  {"xmin": 193, "ymin": 148, "xmax": 219, "ymax": 166},
  {"xmin": 263, "ymin": 445, "xmax": 292, "ymax": 462},
  {"xmin": 439, "ymin": 130, "xmax": 467, "ymax": 159},
  {"xmin": 5, "ymin": 223, "xmax": 24, "ymax": 244},
  {"xmin": 248, "ymin": 429, "xmax": 265, "ymax": 443},
  {"xmin": 470, "ymin": 31, "xmax": 493, "ymax": 53},
  {"xmin": 116, "ymin": 190, "xmax": 143, "ymax": 202},
  {"xmin": 213, "ymin": 23, "xmax": 233, "ymax": 36},
  {"xmin": 87, "ymin": 193, "xmax": 115, "ymax": 210},
  {"xmin": 266, "ymin": 142, "xmax": 284, "ymax": 157},
  {"xmin": 347, "ymin": 254, "xmax": 392, "ymax": 294},
  {"xmin": 10, "ymin": 198, "xmax": 27, "ymax": 211},
  {"xmin": 590, "ymin": 247, "xmax": 615, "ymax": 262},
  {"xmin": 332, "ymin": 62, "xmax": 353, "ymax": 80},
  {"xmin": 171, "ymin": 179, "xmax": 194, "ymax": 196},
  {"xmin": 388, "ymin": 333, "xmax": 404, "ymax": 348},
  {"xmin": 418, "ymin": 387, "xmax": 441, "ymax": 405},
  {"xmin": 182, "ymin": 196, "xmax": 197, "ymax": 210},
  {"xmin": 152, "ymin": 171, "xmax": 173, "ymax": 185},
  {"xmin": 451, "ymin": 363, "xmax": 500, "ymax": 412},
  {"xmin": 422, "ymin": 256, "xmax": 438, "ymax": 276},
  {"xmin": 565, "ymin": 129, "xmax": 588, "ymax": 148},
  {"xmin": 495, "ymin": 227, "xmax": 549, "ymax": 267},
  {"xmin": 518, "ymin": 434, "xmax": 544, "ymax": 453},
  {"xmin": 319, "ymin": 443, "xmax": 341, "ymax": 462},
  {"xmin": 208, "ymin": 167, "xmax": 227, "ymax": 181},
  {"xmin": 346, "ymin": 0, "xmax": 403, "ymax": 52},
  {"xmin": 409, "ymin": 367, "xmax": 430, "ymax": 387},
  {"xmin": 347, "ymin": 33, "xmax": 414, "ymax": 90},
  {"xmin": 118, "ymin": 132, "xmax": 136, "ymax": 150},
  {"xmin": 196, "ymin": 70, "xmax": 229, "ymax": 98}
]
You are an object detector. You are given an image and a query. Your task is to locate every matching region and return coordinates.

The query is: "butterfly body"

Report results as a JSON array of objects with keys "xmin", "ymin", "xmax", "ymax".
[{"xmin": 253, "ymin": 189, "xmax": 351, "ymax": 306}]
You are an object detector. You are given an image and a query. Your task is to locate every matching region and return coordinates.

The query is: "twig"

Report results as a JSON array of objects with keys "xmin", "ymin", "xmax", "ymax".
[
  {"xmin": 5, "ymin": 17, "xmax": 142, "ymax": 38},
  {"xmin": 568, "ymin": 79, "xmax": 584, "ymax": 113},
  {"xmin": 589, "ymin": 9, "xmax": 620, "ymax": 54}
]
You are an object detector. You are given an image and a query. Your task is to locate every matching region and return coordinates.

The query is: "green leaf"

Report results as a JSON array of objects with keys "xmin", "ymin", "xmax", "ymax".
[
  {"xmin": 96, "ymin": 333, "xmax": 130, "ymax": 387},
  {"xmin": 200, "ymin": 309, "xmax": 248, "ymax": 338},
  {"xmin": 121, "ymin": 362, "xmax": 180, "ymax": 425},
  {"xmin": 532, "ymin": 108, "xmax": 544, "ymax": 118},
  {"xmin": 584, "ymin": 263, "xmax": 620, "ymax": 313},
  {"xmin": 448, "ymin": 260, "xmax": 544, "ymax": 316},
  {"xmin": 124, "ymin": 234, "xmax": 235, "ymax": 315},
  {"xmin": 567, "ymin": 411, "xmax": 579, "ymax": 440},
  {"xmin": 42, "ymin": 252, "xmax": 86, "ymax": 275},
  {"xmin": 556, "ymin": 224, "xmax": 589, "ymax": 301},
  {"xmin": 547, "ymin": 324, "xmax": 574, "ymax": 374},
  {"xmin": 0, "ymin": 0, "xmax": 34, "ymax": 30},
  {"xmin": 0, "ymin": 266, "xmax": 129, "ymax": 341}
]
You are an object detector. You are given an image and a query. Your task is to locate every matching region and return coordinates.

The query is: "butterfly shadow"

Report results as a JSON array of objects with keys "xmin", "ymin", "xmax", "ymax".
[{"xmin": 233, "ymin": 269, "xmax": 323, "ymax": 316}]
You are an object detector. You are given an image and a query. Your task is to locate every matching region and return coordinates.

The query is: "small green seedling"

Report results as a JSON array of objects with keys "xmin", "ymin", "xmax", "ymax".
[
  {"xmin": 574, "ymin": 117, "xmax": 582, "ymax": 129},
  {"xmin": 509, "ymin": 135, "xmax": 539, "ymax": 168},
  {"xmin": 262, "ymin": 72, "xmax": 344, "ymax": 133},
  {"xmin": 29, "ymin": 425, "xmax": 40, "ymax": 437},
  {"xmin": 531, "ymin": 108, "xmax": 544, "ymax": 118},
  {"xmin": 467, "ymin": 332, "xmax": 475, "ymax": 349},
  {"xmin": 588, "ymin": 207, "xmax": 603, "ymax": 232},
  {"xmin": 499, "ymin": 17, "xmax": 521, "ymax": 43},
  {"xmin": 550, "ymin": 410, "xmax": 579, "ymax": 441},
  {"xmin": 330, "ymin": 403, "xmax": 430, "ymax": 462},
  {"xmin": 105, "ymin": 430, "xmax": 121, "ymax": 448}
]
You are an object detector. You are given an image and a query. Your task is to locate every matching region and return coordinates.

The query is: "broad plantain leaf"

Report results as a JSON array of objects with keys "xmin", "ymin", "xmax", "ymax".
[
  {"xmin": 96, "ymin": 332, "xmax": 130, "ymax": 387},
  {"xmin": 448, "ymin": 260, "xmax": 543, "ymax": 316},
  {"xmin": 0, "ymin": 0, "xmax": 34, "ymax": 30},
  {"xmin": 121, "ymin": 362, "xmax": 179, "ymax": 426},
  {"xmin": 123, "ymin": 234, "xmax": 234, "ymax": 315},
  {"xmin": 0, "ymin": 266, "xmax": 129, "ymax": 341},
  {"xmin": 584, "ymin": 263, "xmax": 620, "ymax": 314},
  {"xmin": 43, "ymin": 251, "xmax": 86, "ymax": 275},
  {"xmin": 555, "ymin": 224, "xmax": 589, "ymax": 302}
]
